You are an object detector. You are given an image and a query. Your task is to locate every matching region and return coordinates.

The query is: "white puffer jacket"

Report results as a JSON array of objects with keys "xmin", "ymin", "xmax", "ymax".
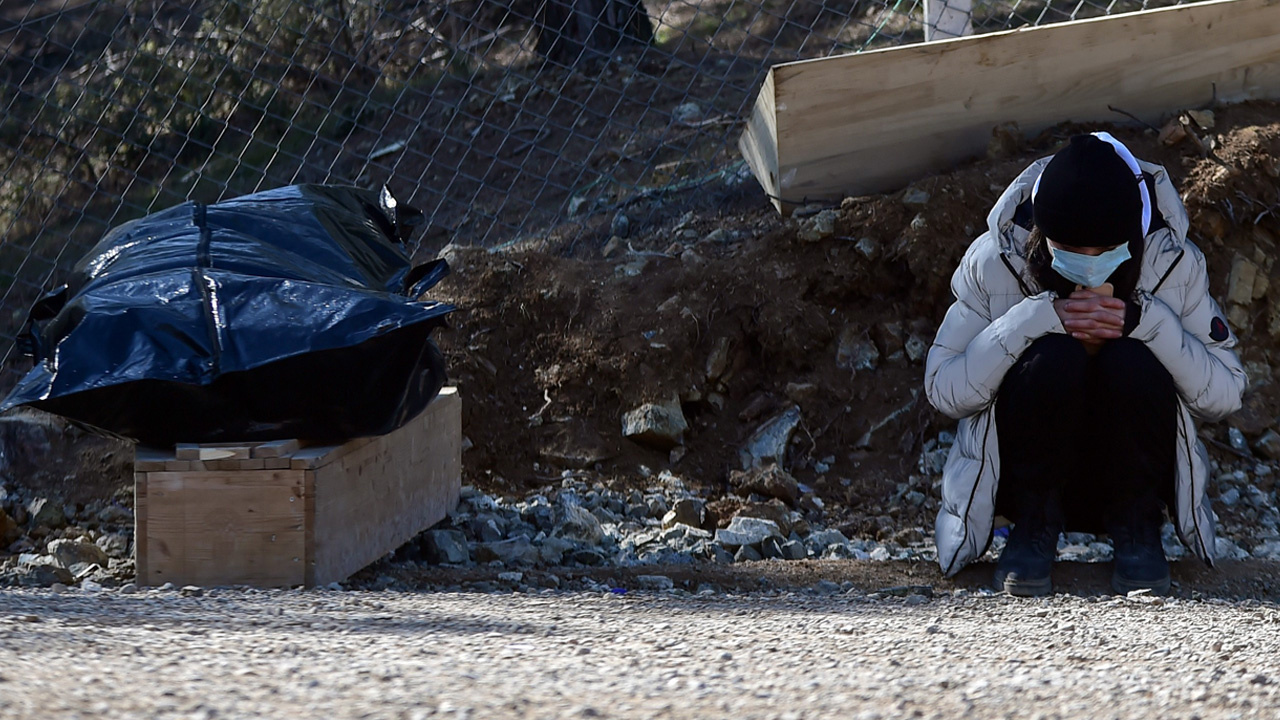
[{"xmin": 925, "ymin": 156, "xmax": 1247, "ymax": 577}]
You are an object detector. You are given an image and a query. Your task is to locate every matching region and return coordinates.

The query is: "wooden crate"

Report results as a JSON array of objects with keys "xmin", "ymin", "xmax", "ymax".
[{"xmin": 134, "ymin": 387, "xmax": 461, "ymax": 588}]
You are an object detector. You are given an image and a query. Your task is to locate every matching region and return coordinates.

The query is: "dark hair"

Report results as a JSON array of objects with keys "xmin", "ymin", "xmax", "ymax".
[{"xmin": 1025, "ymin": 226, "xmax": 1071, "ymax": 297}]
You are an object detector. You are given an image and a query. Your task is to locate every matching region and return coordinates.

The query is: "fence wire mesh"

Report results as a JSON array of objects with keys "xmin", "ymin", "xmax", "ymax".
[{"xmin": 1, "ymin": 0, "xmax": 1192, "ymax": 386}]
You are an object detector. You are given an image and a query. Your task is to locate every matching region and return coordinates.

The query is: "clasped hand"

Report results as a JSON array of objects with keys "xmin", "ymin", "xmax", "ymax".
[{"xmin": 1053, "ymin": 289, "xmax": 1126, "ymax": 344}]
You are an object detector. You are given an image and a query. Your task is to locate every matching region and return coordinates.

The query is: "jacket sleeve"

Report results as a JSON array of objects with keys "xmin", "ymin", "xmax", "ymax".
[
  {"xmin": 925, "ymin": 238, "xmax": 1066, "ymax": 420},
  {"xmin": 1129, "ymin": 246, "xmax": 1247, "ymax": 421}
]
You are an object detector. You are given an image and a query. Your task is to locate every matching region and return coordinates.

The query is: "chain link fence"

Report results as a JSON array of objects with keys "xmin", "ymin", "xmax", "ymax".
[{"xmin": 1, "ymin": 0, "xmax": 1190, "ymax": 386}]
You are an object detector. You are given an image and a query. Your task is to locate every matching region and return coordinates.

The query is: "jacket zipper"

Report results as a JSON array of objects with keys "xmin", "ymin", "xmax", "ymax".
[{"xmin": 999, "ymin": 253, "xmax": 1032, "ymax": 298}]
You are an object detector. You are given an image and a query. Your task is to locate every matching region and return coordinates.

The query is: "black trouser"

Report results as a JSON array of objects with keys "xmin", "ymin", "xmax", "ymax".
[{"xmin": 994, "ymin": 334, "xmax": 1178, "ymax": 532}]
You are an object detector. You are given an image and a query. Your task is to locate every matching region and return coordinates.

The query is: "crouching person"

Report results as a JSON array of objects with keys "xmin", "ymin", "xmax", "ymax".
[{"xmin": 925, "ymin": 132, "xmax": 1246, "ymax": 596}]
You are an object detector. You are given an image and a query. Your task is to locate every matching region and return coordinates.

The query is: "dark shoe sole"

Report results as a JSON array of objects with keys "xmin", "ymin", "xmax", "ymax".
[
  {"xmin": 994, "ymin": 570, "xmax": 1053, "ymax": 597},
  {"xmin": 1112, "ymin": 571, "xmax": 1171, "ymax": 596}
]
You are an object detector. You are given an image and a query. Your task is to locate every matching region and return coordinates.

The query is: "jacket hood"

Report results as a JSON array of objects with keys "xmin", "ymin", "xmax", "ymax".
[{"xmin": 986, "ymin": 155, "xmax": 1191, "ymax": 257}]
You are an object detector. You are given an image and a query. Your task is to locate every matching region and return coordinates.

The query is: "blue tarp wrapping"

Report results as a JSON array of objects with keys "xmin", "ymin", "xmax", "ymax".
[{"xmin": 3, "ymin": 185, "xmax": 455, "ymax": 445}]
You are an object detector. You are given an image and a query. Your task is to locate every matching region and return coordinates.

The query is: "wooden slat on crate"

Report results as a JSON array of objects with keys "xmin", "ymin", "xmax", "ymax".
[
  {"xmin": 140, "ymin": 470, "xmax": 308, "ymax": 587},
  {"xmin": 289, "ymin": 436, "xmax": 376, "ymax": 470},
  {"xmin": 739, "ymin": 0, "xmax": 1280, "ymax": 213},
  {"xmin": 134, "ymin": 472, "xmax": 148, "ymax": 579},
  {"xmin": 307, "ymin": 387, "xmax": 462, "ymax": 586},
  {"xmin": 175, "ymin": 443, "xmax": 252, "ymax": 461},
  {"xmin": 251, "ymin": 439, "xmax": 301, "ymax": 458},
  {"xmin": 304, "ymin": 472, "xmax": 316, "ymax": 584}
]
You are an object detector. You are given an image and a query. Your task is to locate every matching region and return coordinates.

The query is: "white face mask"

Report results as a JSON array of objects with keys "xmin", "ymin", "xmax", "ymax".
[{"xmin": 1048, "ymin": 243, "xmax": 1132, "ymax": 288}]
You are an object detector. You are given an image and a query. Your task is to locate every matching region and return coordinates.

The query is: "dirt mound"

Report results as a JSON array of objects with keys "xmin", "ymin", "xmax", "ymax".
[{"xmin": 435, "ymin": 100, "xmax": 1280, "ymax": 540}]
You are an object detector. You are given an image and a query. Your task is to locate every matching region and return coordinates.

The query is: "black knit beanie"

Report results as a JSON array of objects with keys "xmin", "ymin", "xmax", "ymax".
[{"xmin": 1032, "ymin": 134, "xmax": 1144, "ymax": 248}]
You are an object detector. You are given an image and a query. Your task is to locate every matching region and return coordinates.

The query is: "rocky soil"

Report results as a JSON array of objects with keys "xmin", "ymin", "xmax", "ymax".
[
  {"xmin": 6, "ymin": 102, "xmax": 1280, "ymax": 594},
  {"xmin": 423, "ymin": 100, "xmax": 1280, "ymax": 570}
]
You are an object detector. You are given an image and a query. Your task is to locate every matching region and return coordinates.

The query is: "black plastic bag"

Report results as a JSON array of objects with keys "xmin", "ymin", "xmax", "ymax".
[{"xmin": 2, "ymin": 185, "xmax": 455, "ymax": 445}]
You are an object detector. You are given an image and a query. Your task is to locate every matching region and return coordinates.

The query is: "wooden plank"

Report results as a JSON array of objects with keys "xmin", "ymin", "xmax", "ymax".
[
  {"xmin": 740, "ymin": 0, "xmax": 1280, "ymax": 212},
  {"xmin": 289, "ymin": 446, "xmax": 339, "ymax": 470},
  {"xmin": 303, "ymin": 472, "xmax": 316, "ymax": 587},
  {"xmin": 738, "ymin": 70, "xmax": 780, "ymax": 210},
  {"xmin": 134, "ymin": 472, "xmax": 149, "ymax": 581},
  {"xmin": 175, "ymin": 443, "xmax": 252, "ymax": 461},
  {"xmin": 251, "ymin": 439, "xmax": 301, "ymax": 458},
  {"xmin": 139, "ymin": 470, "xmax": 307, "ymax": 588},
  {"xmin": 289, "ymin": 436, "xmax": 376, "ymax": 470},
  {"xmin": 309, "ymin": 388, "xmax": 462, "ymax": 586}
]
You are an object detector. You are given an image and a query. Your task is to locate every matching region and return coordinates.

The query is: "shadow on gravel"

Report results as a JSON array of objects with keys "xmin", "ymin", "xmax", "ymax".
[
  {"xmin": 378, "ymin": 558, "xmax": 1280, "ymax": 604},
  {"xmin": 3, "ymin": 559, "xmax": 1278, "ymax": 639},
  {"xmin": 0, "ymin": 592, "xmax": 560, "ymax": 635}
]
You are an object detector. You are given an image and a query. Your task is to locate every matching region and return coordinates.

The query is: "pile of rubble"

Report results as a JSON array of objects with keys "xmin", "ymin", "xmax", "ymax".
[
  {"xmin": 2, "ymin": 428, "xmax": 1278, "ymax": 592},
  {"xmin": 394, "ymin": 424, "xmax": 1280, "ymax": 581},
  {"xmin": 398, "ymin": 464, "xmax": 938, "ymax": 574},
  {"xmin": 0, "ymin": 483, "xmax": 135, "ymax": 588}
]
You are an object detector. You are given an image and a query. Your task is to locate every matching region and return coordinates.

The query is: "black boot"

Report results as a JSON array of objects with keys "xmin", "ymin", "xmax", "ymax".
[
  {"xmin": 994, "ymin": 492, "xmax": 1062, "ymax": 596},
  {"xmin": 1107, "ymin": 495, "xmax": 1170, "ymax": 595}
]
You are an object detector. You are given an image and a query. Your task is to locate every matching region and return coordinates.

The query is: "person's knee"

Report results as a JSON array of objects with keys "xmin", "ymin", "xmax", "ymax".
[
  {"xmin": 1096, "ymin": 338, "xmax": 1175, "ymax": 399},
  {"xmin": 1001, "ymin": 333, "xmax": 1089, "ymax": 403},
  {"xmin": 1019, "ymin": 334, "xmax": 1090, "ymax": 383}
]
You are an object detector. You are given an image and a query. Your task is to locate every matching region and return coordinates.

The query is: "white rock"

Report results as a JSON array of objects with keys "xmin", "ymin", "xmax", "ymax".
[
  {"xmin": 47, "ymin": 539, "xmax": 109, "ymax": 570},
  {"xmin": 714, "ymin": 517, "xmax": 783, "ymax": 548},
  {"xmin": 807, "ymin": 529, "xmax": 850, "ymax": 552},
  {"xmin": 738, "ymin": 406, "xmax": 802, "ymax": 470},
  {"xmin": 1251, "ymin": 540, "xmax": 1280, "ymax": 559},
  {"xmin": 1215, "ymin": 536, "xmax": 1250, "ymax": 560}
]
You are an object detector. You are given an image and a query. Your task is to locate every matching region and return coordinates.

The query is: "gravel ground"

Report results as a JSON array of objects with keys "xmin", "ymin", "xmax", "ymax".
[{"xmin": 2, "ymin": 585, "xmax": 1279, "ymax": 719}]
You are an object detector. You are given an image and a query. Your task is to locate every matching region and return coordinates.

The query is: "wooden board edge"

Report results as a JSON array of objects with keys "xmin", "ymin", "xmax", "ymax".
[
  {"xmin": 769, "ymin": 0, "xmax": 1248, "ymax": 76},
  {"xmin": 289, "ymin": 389, "xmax": 459, "ymax": 469},
  {"xmin": 143, "ymin": 469, "xmax": 307, "ymax": 485},
  {"xmin": 308, "ymin": 389, "xmax": 462, "ymax": 585},
  {"xmin": 134, "ymin": 471, "xmax": 149, "ymax": 586},
  {"xmin": 304, "ymin": 470, "xmax": 316, "ymax": 587},
  {"xmin": 290, "ymin": 437, "xmax": 376, "ymax": 470},
  {"xmin": 738, "ymin": 69, "xmax": 784, "ymax": 213},
  {"xmin": 252, "ymin": 439, "xmax": 301, "ymax": 458}
]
